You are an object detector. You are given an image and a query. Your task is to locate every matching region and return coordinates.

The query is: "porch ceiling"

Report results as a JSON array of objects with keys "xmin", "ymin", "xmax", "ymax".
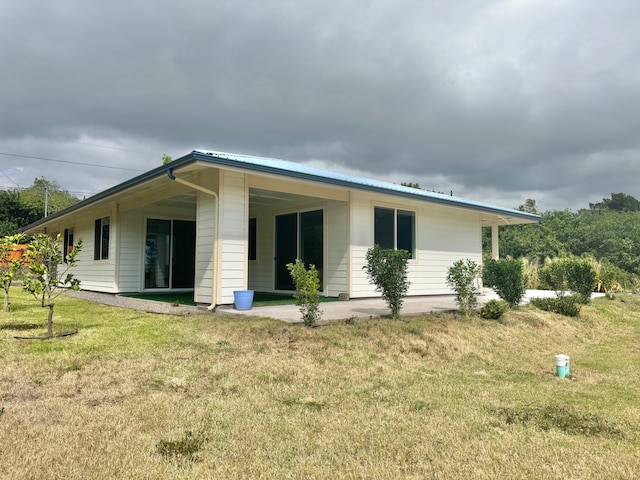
[
  {"xmin": 249, "ymin": 188, "xmax": 319, "ymax": 206},
  {"xmin": 479, "ymin": 211, "xmax": 537, "ymax": 226}
]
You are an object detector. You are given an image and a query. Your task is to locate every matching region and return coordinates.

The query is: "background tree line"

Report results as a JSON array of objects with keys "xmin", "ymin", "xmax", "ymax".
[
  {"xmin": 3, "ymin": 179, "xmax": 638, "ymax": 280},
  {"xmin": 0, "ymin": 178, "xmax": 79, "ymax": 236},
  {"xmin": 484, "ymin": 193, "xmax": 640, "ymax": 277}
]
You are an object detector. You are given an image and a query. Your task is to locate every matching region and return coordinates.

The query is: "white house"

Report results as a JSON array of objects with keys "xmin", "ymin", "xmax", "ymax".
[{"xmin": 23, "ymin": 150, "xmax": 540, "ymax": 307}]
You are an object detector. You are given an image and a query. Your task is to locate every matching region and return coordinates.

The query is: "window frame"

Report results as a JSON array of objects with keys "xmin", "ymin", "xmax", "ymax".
[
  {"xmin": 63, "ymin": 227, "xmax": 74, "ymax": 263},
  {"xmin": 373, "ymin": 206, "xmax": 416, "ymax": 259},
  {"xmin": 93, "ymin": 216, "xmax": 110, "ymax": 260},
  {"xmin": 248, "ymin": 217, "xmax": 257, "ymax": 261}
]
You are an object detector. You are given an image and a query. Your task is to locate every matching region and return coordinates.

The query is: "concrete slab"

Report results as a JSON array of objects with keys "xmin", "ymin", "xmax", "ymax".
[
  {"xmin": 65, "ymin": 289, "xmax": 603, "ymax": 324},
  {"xmin": 218, "ymin": 289, "xmax": 604, "ymax": 323}
]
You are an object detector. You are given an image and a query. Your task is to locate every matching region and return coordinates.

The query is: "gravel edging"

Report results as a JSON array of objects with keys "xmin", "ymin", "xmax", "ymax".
[{"xmin": 63, "ymin": 290, "xmax": 206, "ymax": 316}]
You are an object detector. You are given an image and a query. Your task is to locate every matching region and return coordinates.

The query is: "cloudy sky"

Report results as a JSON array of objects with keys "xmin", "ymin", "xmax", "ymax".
[{"xmin": 1, "ymin": 0, "xmax": 638, "ymax": 211}]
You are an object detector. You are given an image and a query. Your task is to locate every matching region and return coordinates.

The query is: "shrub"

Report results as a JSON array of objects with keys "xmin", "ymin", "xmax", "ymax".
[
  {"xmin": 446, "ymin": 259, "xmax": 481, "ymax": 315},
  {"xmin": 286, "ymin": 259, "xmax": 322, "ymax": 326},
  {"xmin": 598, "ymin": 262, "xmax": 626, "ymax": 299},
  {"xmin": 483, "ymin": 258, "xmax": 527, "ymax": 307},
  {"xmin": 479, "ymin": 299, "xmax": 510, "ymax": 320},
  {"xmin": 363, "ymin": 245, "xmax": 410, "ymax": 318},
  {"xmin": 565, "ymin": 259, "xmax": 596, "ymax": 301},
  {"xmin": 530, "ymin": 295, "xmax": 582, "ymax": 317},
  {"xmin": 539, "ymin": 257, "xmax": 596, "ymax": 301},
  {"xmin": 539, "ymin": 261, "xmax": 569, "ymax": 297}
]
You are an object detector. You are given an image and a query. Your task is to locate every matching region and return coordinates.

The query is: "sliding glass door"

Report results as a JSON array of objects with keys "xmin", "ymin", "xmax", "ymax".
[
  {"xmin": 274, "ymin": 209, "xmax": 324, "ymax": 291},
  {"xmin": 145, "ymin": 219, "xmax": 196, "ymax": 289}
]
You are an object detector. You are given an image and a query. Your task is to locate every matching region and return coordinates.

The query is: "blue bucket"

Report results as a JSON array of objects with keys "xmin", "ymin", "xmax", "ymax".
[{"xmin": 233, "ymin": 290, "xmax": 254, "ymax": 310}]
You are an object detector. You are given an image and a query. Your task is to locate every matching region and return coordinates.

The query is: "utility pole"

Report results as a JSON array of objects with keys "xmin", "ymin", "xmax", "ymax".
[{"xmin": 44, "ymin": 187, "xmax": 48, "ymax": 217}]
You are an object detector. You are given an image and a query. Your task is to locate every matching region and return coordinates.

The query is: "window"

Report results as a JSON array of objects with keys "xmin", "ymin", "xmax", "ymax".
[
  {"xmin": 374, "ymin": 207, "xmax": 415, "ymax": 257},
  {"xmin": 248, "ymin": 218, "xmax": 257, "ymax": 260},
  {"xmin": 63, "ymin": 228, "xmax": 74, "ymax": 263},
  {"xmin": 94, "ymin": 216, "xmax": 110, "ymax": 260}
]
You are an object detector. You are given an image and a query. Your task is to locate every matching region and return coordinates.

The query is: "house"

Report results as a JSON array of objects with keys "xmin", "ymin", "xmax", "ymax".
[{"xmin": 22, "ymin": 150, "xmax": 540, "ymax": 307}]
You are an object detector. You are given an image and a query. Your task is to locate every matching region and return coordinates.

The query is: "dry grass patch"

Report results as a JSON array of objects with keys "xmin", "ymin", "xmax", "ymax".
[{"xmin": 0, "ymin": 289, "xmax": 639, "ymax": 479}]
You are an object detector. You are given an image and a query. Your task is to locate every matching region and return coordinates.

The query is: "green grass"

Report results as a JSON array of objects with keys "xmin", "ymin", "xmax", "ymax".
[
  {"xmin": 124, "ymin": 291, "xmax": 340, "ymax": 307},
  {"xmin": 0, "ymin": 288, "xmax": 639, "ymax": 479},
  {"xmin": 126, "ymin": 292, "xmax": 197, "ymax": 306}
]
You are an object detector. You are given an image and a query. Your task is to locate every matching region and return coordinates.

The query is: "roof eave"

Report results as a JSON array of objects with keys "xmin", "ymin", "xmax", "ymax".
[{"xmin": 191, "ymin": 151, "xmax": 541, "ymax": 223}]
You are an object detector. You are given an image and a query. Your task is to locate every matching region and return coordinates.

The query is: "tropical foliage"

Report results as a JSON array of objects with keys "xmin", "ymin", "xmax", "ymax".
[
  {"xmin": 484, "ymin": 193, "xmax": 640, "ymax": 280},
  {"xmin": 0, "ymin": 178, "xmax": 79, "ymax": 236}
]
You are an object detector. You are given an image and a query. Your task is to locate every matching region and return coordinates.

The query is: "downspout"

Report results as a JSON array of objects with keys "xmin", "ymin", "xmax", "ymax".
[{"xmin": 167, "ymin": 168, "xmax": 219, "ymax": 311}]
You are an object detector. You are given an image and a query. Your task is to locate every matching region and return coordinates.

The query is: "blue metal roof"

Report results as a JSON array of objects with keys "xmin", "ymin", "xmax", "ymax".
[
  {"xmin": 23, "ymin": 149, "xmax": 540, "ymax": 231},
  {"xmin": 191, "ymin": 150, "xmax": 541, "ymax": 222}
]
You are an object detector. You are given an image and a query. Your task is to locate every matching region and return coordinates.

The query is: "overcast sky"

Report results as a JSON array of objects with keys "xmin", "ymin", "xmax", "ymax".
[{"xmin": 1, "ymin": 0, "xmax": 638, "ymax": 211}]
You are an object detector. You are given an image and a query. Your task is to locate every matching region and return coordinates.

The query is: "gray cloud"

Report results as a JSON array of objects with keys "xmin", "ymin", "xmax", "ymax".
[{"xmin": 1, "ymin": 0, "xmax": 639, "ymax": 211}]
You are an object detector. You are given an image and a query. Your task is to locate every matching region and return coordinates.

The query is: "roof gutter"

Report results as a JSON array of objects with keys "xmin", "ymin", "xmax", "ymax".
[{"xmin": 167, "ymin": 168, "xmax": 220, "ymax": 311}]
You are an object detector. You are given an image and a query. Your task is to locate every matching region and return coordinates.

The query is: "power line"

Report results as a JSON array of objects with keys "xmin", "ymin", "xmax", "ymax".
[
  {"xmin": 0, "ymin": 168, "xmax": 20, "ymax": 187},
  {"xmin": 0, "ymin": 152, "xmax": 146, "ymax": 172},
  {"xmin": 65, "ymin": 141, "xmax": 153, "ymax": 155}
]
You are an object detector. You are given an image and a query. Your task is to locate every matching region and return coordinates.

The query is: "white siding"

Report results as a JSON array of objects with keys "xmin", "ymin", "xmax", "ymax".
[
  {"xmin": 195, "ymin": 191, "xmax": 216, "ymax": 304},
  {"xmin": 349, "ymin": 192, "xmax": 483, "ymax": 298},
  {"xmin": 350, "ymin": 192, "xmax": 375, "ymax": 297},
  {"xmin": 60, "ymin": 206, "xmax": 118, "ymax": 293},
  {"xmin": 248, "ymin": 205, "xmax": 274, "ymax": 292},
  {"xmin": 325, "ymin": 200, "xmax": 348, "ymax": 296},
  {"xmin": 407, "ymin": 204, "xmax": 482, "ymax": 295},
  {"xmin": 218, "ymin": 171, "xmax": 247, "ymax": 304},
  {"xmin": 117, "ymin": 210, "xmax": 142, "ymax": 292}
]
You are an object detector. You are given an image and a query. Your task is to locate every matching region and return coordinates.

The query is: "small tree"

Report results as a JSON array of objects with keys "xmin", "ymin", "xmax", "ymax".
[
  {"xmin": 23, "ymin": 233, "xmax": 82, "ymax": 338},
  {"xmin": 1, "ymin": 234, "xmax": 25, "ymax": 312},
  {"xmin": 363, "ymin": 245, "xmax": 410, "ymax": 318},
  {"xmin": 483, "ymin": 258, "xmax": 527, "ymax": 308},
  {"xmin": 286, "ymin": 259, "xmax": 322, "ymax": 326},
  {"xmin": 446, "ymin": 259, "xmax": 481, "ymax": 315}
]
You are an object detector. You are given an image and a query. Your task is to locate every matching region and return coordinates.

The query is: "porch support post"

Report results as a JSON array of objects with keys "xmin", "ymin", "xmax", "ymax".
[{"xmin": 491, "ymin": 223, "xmax": 499, "ymax": 260}]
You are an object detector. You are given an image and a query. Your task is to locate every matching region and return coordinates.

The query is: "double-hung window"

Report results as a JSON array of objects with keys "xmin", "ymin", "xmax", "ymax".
[
  {"xmin": 374, "ymin": 207, "xmax": 415, "ymax": 257},
  {"xmin": 94, "ymin": 216, "xmax": 110, "ymax": 260}
]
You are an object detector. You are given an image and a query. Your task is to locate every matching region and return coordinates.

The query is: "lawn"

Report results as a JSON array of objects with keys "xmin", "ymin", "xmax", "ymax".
[{"xmin": 0, "ymin": 288, "xmax": 639, "ymax": 479}]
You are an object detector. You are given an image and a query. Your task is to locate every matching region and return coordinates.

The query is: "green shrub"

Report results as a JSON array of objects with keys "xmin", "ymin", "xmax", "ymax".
[
  {"xmin": 598, "ymin": 262, "xmax": 625, "ymax": 299},
  {"xmin": 539, "ymin": 261, "xmax": 569, "ymax": 296},
  {"xmin": 479, "ymin": 299, "xmax": 510, "ymax": 320},
  {"xmin": 286, "ymin": 259, "xmax": 322, "ymax": 326},
  {"xmin": 566, "ymin": 259, "xmax": 596, "ymax": 300},
  {"xmin": 530, "ymin": 295, "xmax": 582, "ymax": 317},
  {"xmin": 446, "ymin": 259, "xmax": 481, "ymax": 315},
  {"xmin": 539, "ymin": 258, "xmax": 596, "ymax": 301},
  {"xmin": 483, "ymin": 258, "xmax": 527, "ymax": 307},
  {"xmin": 363, "ymin": 245, "xmax": 410, "ymax": 318}
]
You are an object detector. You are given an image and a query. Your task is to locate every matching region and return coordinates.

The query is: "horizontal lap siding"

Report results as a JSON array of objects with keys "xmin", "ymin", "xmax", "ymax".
[
  {"xmin": 350, "ymin": 194, "xmax": 376, "ymax": 297},
  {"xmin": 326, "ymin": 201, "xmax": 348, "ymax": 296},
  {"xmin": 407, "ymin": 206, "xmax": 481, "ymax": 295},
  {"xmin": 59, "ymin": 207, "xmax": 118, "ymax": 293},
  {"xmin": 219, "ymin": 171, "xmax": 247, "ymax": 304},
  {"xmin": 349, "ymin": 193, "xmax": 482, "ymax": 298},
  {"xmin": 248, "ymin": 205, "xmax": 274, "ymax": 292},
  {"xmin": 117, "ymin": 210, "xmax": 142, "ymax": 292},
  {"xmin": 195, "ymin": 191, "xmax": 215, "ymax": 304}
]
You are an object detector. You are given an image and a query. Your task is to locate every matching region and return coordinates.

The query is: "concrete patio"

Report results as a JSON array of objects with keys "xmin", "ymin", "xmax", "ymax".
[
  {"xmin": 218, "ymin": 289, "xmax": 565, "ymax": 323},
  {"xmin": 67, "ymin": 288, "xmax": 587, "ymax": 324}
]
